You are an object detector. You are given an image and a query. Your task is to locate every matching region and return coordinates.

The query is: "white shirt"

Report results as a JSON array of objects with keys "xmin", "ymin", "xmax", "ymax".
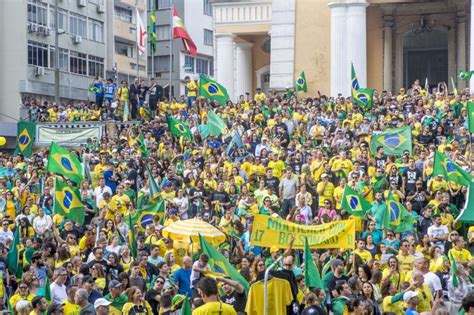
[
  {"xmin": 427, "ymin": 224, "xmax": 448, "ymax": 250},
  {"xmin": 33, "ymin": 215, "xmax": 53, "ymax": 235},
  {"xmin": 423, "ymin": 271, "xmax": 442, "ymax": 298},
  {"xmin": 0, "ymin": 229, "xmax": 13, "ymax": 244},
  {"xmin": 190, "ymin": 261, "xmax": 209, "ymax": 288},
  {"xmin": 51, "ymin": 282, "xmax": 68, "ymax": 304},
  {"xmin": 93, "ymin": 185, "xmax": 112, "ymax": 208}
]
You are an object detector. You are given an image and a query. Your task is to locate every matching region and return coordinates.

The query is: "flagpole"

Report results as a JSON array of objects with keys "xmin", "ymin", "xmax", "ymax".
[
  {"xmin": 169, "ymin": 1, "xmax": 173, "ymax": 103},
  {"xmin": 150, "ymin": 1, "xmax": 154, "ymax": 80},
  {"xmin": 136, "ymin": 3, "xmax": 140, "ymax": 81}
]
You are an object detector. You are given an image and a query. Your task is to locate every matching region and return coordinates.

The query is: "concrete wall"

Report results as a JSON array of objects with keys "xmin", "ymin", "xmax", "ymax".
[
  {"xmin": 294, "ymin": 0, "xmax": 331, "ymax": 96},
  {"xmin": 366, "ymin": 6, "xmax": 383, "ymax": 91}
]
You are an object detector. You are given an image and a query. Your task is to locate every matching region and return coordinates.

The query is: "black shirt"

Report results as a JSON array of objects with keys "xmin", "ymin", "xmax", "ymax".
[
  {"xmin": 221, "ymin": 290, "xmax": 247, "ymax": 314},
  {"xmin": 301, "ymin": 305, "xmax": 326, "ymax": 315},
  {"xmin": 210, "ymin": 190, "xmax": 230, "ymax": 204},
  {"xmin": 326, "ymin": 274, "xmax": 349, "ymax": 298},
  {"xmin": 403, "ymin": 168, "xmax": 422, "ymax": 193},
  {"xmin": 145, "ymin": 288, "xmax": 161, "ymax": 315},
  {"xmin": 264, "ymin": 177, "xmax": 279, "ymax": 194}
]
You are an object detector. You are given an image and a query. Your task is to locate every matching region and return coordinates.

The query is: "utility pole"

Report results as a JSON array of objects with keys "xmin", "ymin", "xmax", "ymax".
[{"xmin": 54, "ymin": 0, "xmax": 60, "ymax": 105}]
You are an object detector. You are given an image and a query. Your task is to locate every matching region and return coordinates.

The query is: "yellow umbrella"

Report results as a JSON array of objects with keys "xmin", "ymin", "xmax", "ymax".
[{"xmin": 162, "ymin": 218, "xmax": 226, "ymax": 246}]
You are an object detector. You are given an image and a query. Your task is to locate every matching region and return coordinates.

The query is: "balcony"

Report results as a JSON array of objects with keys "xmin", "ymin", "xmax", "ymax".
[
  {"xmin": 114, "ymin": 19, "xmax": 135, "ymax": 43},
  {"xmin": 213, "ymin": 1, "xmax": 272, "ymax": 25}
]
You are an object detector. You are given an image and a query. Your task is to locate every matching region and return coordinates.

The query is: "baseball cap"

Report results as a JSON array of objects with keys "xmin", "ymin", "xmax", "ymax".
[
  {"xmin": 403, "ymin": 290, "xmax": 419, "ymax": 303},
  {"xmin": 270, "ymin": 246, "xmax": 280, "ymax": 254},
  {"xmin": 108, "ymin": 279, "xmax": 122, "ymax": 289},
  {"xmin": 331, "ymin": 258, "xmax": 344, "ymax": 268},
  {"xmin": 171, "ymin": 295, "xmax": 186, "ymax": 310},
  {"xmin": 169, "ymin": 208, "xmax": 178, "ymax": 215},
  {"xmin": 94, "ymin": 298, "xmax": 112, "ymax": 309}
]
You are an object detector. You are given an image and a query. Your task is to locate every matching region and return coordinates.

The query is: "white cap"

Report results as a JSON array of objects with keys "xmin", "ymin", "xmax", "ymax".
[
  {"xmin": 403, "ymin": 291, "xmax": 419, "ymax": 303},
  {"xmin": 94, "ymin": 298, "xmax": 112, "ymax": 309}
]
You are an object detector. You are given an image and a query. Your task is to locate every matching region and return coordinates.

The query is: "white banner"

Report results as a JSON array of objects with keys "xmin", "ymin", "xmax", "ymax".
[{"xmin": 35, "ymin": 123, "xmax": 104, "ymax": 146}]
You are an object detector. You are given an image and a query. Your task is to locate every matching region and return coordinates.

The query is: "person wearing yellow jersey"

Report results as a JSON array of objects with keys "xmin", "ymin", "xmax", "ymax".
[
  {"xmin": 47, "ymin": 104, "xmax": 59, "ymax": 122},
  {"xmin": 194, "ymin": 277, "xmax": 237, "ymax": 315},
  {"xmin": 448, "ymin": 237, "xmax": 473, "ymax": 266},
  {"xmin": 331, "ymin": 151, "xmax": 353, "ymax": 179},
  {"xmin": 110, "ymin": 185, "xmax": 130, "ymax": 217},
  {"xmin": 316, "ymin": 173, "xmax": 335, "ymax": 207},
  {"xmin": 164, "ymin": 208, "xmax": 180, "ymax": 227},
  {"xmin": 353, "ymin": 239, "xmax": 372, "ymax": 263},
  {"xmin": 63, "ymin": 286, "xmax": 81, "ymax": 315},
  {"xmin": 9, "ymin": 281, "xmax": 36, "ymax": 310},
  {"xmin": 122, "ymin": 286, "xmax": 153, "ymax": 315},
  {"xmin": 253, "ymin": 87, "xmax": 266, "ymax": 103},
  {"xmin": 267, "ymin": 152, "xmax": 286, "ymax": 179},
  {"xmin": 428, "ymin": 175, "xmax": 449, "ymax": 194},
  {"xmin": 397, "ymin": 239, "xmax": 416, "ymax": 274},
  {"xmin": 185, "ymin": 76, "xmax": 198, "ymax": 109}
]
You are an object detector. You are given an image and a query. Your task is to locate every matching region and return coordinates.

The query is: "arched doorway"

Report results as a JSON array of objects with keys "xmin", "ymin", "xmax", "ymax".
[{"xmin": 403, "ymin": 28, "xmax": 448, "ymax": 87}]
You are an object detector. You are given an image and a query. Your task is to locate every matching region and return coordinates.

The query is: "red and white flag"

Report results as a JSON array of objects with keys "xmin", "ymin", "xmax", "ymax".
[
  {"xmin": 136, "ymin": 8, "xmax": 147, "ymax": 55},
  {"xmin": 172, "ymin": 7, "xmax": 197, "ymax": 56}
]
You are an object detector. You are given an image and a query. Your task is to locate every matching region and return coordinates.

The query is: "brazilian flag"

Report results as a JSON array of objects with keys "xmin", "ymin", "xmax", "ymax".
[
  {"xmin": 127, "ymin": 127, "xmax": 148, "ymax": 157},
  {"xmin": 146, "ymin": 165, "xmax": 160, "ymax": 202},
  {"xmin": 458, "ymin": 69, "xmax": 474, "ymax": 81},
  {"xmin": 433, "ymin": 151, "xmax": 472, "ymax": 187},
  {"xmin": 340, "ymin": 185, "xmax": 371, "ymax": 216},
  {"xmin": 369, "ymin": 126, "xmax": 412, "ymax": 156},
  {"xmin": 126, "ymin": 199, "xmax": 165, "ymax": 231},
  {"xmin": 206, "ymin": 110, "xmax": 228, "ymax": 137},
  {"xmin": 199, "ymin": 75, "xmax": 229, "ymax": 106},
  {"xmin": 351, "ymin": 63, "xmax": 374, "ymax": 110},
  {"xmin": 199, "ymin": 234, "xmax": 249, "ymax": 292},
  {"xmin": 467, "ymin": 101, "xmax": 474, "ymax": 133},
  {"xmin": 47, "ymin": 143, "xmax": 83, "ymax": 184},
  {"xmin": 54, "ymin": 178, "xmax": 84, "ymax": 224},
  {"xmin": 6, "ymin": 228, "xmax": 22, "ymax": 280},
  {"xmin": 383, "ymin": 192, "xmax": 412, "ymax": 233},
  {"xmin": 166, "ymin": 114, "xmax": 193, "ymax": 141},
  {"xmin": 294, "ymin": 71, "xmax": 307, "ymax": 92},
  {"xmin": 14, "ymin": 121, "xmax": 36, "ymax": 157},
  {"xmin": 149, "ymin": 9, "xmax": 157, "ymax": 51}
]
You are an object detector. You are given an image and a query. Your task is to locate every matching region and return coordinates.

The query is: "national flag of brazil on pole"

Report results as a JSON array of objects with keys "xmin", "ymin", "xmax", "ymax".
[
  {"xmin": 166, "ymin": 114, "xmax": 193, "ymax": 141},
  {"xmin": 458, "ymin": 69, "xmax": 474, "ymax": 81},
  {"xmin": 351, "ymin": 63, "xmax": 374, "ymax": 110},
  {"xmin": 126, "ymin": 198, "xmax": 165, "ymax": 231},
  {"xmin": 369, "ymin": 126, "xmax": 412, "ymax": 156},
  {"xmin": 341, "ymin": 185, "xmax": 371, "ymax": 216},
  {"xmin": 467, "ymin": 101, "xmax": 474, "ymax": 133},
  {"xmin": 294, "ymin": 71, "xmax": 307, "ymax": 92},
  {"xmin": 206, "ymin": 110, "xmax": 228, "ymax": 137},
  {"xmin": 199, "ymin": 75, "xmax": 229, "ymax": 106},
  {"xmin": 433, "ymin": 150, "xmax": 472, "ymax": 186},
  {"xmin": 14, "ymin": 121, "xmax": 36, "ymax": 157},
  {"xmin": 47, "ymin": 143, "xmax": 83, "ymax": 183},
  {"xmin": 54, "ymin": 178, "xmax": 84, "ymax": 224}
]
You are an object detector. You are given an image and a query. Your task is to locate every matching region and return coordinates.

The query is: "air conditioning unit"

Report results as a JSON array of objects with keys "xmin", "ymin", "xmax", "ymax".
[
  {"xmin": 35, "ymin": 66, "xmax": 45, "ymax": 76},
  {"xmin": 31, "ymin": 24, "xmax": 39, "ymax": 33},
  {"xmin": 73, "ymin": 35, "xmax": 82, "ymax": 44},
  {"xmin": 97, "ymin": 4, "xmax": 105, "ymax": 13},
  {"xmin": 38, "ymin": 26, "xmax": 45, "ymax": 34},
  {"xmin": 27, "ymin": 23, "xmax": 33, "ymax": 33},
  {"xmin": 43, "ymin": 27, "xmax": 51, "ymax": 36},
  {"xmin": 77, "ymin": 0, "xmax": 86, "ymax": 7}
]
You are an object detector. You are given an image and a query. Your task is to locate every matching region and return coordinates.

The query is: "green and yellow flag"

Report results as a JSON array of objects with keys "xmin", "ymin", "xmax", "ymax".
[
  {"xmin": 127, "ymin": 127, "xmax": 148, "ymax": 157},
  {"xmin": 448, "ymin": 251, "xmax": 459, "ymax": 287},
  {"xmin": 351, "ymin": 63, "xmax": 374, "ymax": 110},
  {"xmin": 369, "ymin": 126, "xmax": 412, "ymax": 156},
  {"xmin": 6, "ymin": 228, "xmax": 22, "ymax": 280},
  {"xmin": 383, "ymin": 192, "xmax": 413, "ymax": 233},
  {"xmin": 467, "ymin": 101, "xmax": 474, "ymax": 133},
  {"xmin": 47, "ymin": 143, "xmax": 83, "ymax": 183},
  {"xmin": 340, "ymin": 185, "xmax": 371, "ymax": 216},
  {"xmin": 54, "ymin": 178, "xmax": 85, "ymax": 224},
  {"xmin": 149, "ymin": 9, "xmax": 157, "ymax": 51},
  {"xmin": 14, "ymin": 121, "xmax": 36, "ymax": 157},
  {"xmin": 206, "ymin": 110, "xmax": 228, "ymax": 137},
  {"xmin": 304, "ymin": 237, "xmax": 323, "ymax": 289},
  {"xmin": 146, "ymin": 165, "xmax": 160, "ymax": 202},
  {"xmin": 294, "ymin": 71, "xmax": 307, "ymax": 92},
  {"xmin": 199, "ymin": 234, "xmax": 249, "ymax": 292},
  {"xmin": 433, "ymin": 151, "xmax": 472, "ymax": 186},
  {"xmin": 126, "ymin": 199, "xmax": 165, "ymax": 231},
  {"xmin": 199, "ymin": 75, "xmax": 229, "ymax": 106},
  {"xmin": 450, "ymin": 77, "xmax": 458, "ymax": 96},
  {"xmin": 458, "ymin": 69, "xmax": 474, "ymax": 81},
  {"xmin": 166, "ymin": 114, "xmax": 193, "ymax": 141}
]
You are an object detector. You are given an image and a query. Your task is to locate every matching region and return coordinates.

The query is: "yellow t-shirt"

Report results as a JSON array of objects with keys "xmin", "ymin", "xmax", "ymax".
[
  {"xmin": 245, "ymin": 278, "xmax": 292, "ymax": 315},
  {"xmin": 186, "ymin": 80, "xmax": 198, "ymax": 97},
  {"xmin": 193, "ymin": 301, "xmax": 237, "ymax": 315},
  {"xmin": 10, "ymin": 293, "xmax": 35, "ymax": 310},
  {"xmin": 331, "ymin": 159, "xmax": 353, "ymax": 178},
  {"xmin": 268, "ymin": 160, "xmax": 285, "ymax": 179},
  {"xmin": 122, "ymin": 302, "xmax": 153, "ymax": 315},
  {"xmin": 382, "ymin": 296, "xmax": 404, "ymax": 315},
  {"xmin": 110, "ymin": 194, "xmax": 130, "ymax": 216},
  {"xmin": 449, "ymin": 248, "xmax": 473, "ymax": 263},
  {"xmin": 63, "ymin": 300, "xmax": 81, "ymax": 315},
  {"xmin": 396, "ymin": 254, "xmax": 416, "ymax": 274},
  {"xmin": 316, "ymin": 181, "xmax": 335, "ymax": 206},
  {"xmin": 254, "ymin": 92, "xmax": 266, "ymax": 102},
  {"xmin": 416, "ymin": 284, "xmax": 433, "ymax": 313},
  {"xmin": 333, "ymin": 186, "xmax": 344, "ymax": 209},
  {"xmin": 354, "ymin": 249, "xmax": 372, "ymax": 263}
]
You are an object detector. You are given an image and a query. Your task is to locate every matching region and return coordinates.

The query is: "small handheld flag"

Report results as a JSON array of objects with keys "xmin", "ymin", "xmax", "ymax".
[
  {"xmin": 458, "ymin": 69, "xmax": 474, "ymax": 81},
  {"xmin": 294, "ymin": 71, "xmax": 307, "ymax": 92}
]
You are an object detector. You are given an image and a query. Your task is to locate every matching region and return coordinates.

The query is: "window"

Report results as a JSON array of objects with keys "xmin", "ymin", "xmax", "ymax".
[
  {"xmin": 157, "ymin": 55, "xmax": 170, "ymax": 71},
  {"xmin": 157, "ymin": 25, "xmax": 171, "ymax": 41},
  {"xmin": 28, "ymin": 0, "xmax": 48, "ymax": 26},
  {"xmin": 69, "ymin": 51, "xmax": 87, "ymax": 75},
  {"xmin": 69, "ymin": 13, "xmax": 87, "ymax": 37},
  {"xmin": 203, "ymin": 0, "xmax": 212, "ymax": 16},
  {"xmin": 204, "ymin": 29, "xmax": 213, "ymax": 46},
  {"xmin": 88, "ymin": 19, "xmax": 104, "ymax": 42},
  {"xmin": 50, "ymin": 47, "xmax": 69, "ymax": 71},
  {"xmin": 115, "ymin": 41, "xmax": 134, "ymax": 58},
  {"xmin": 28, "ymin": 41, "xmax": 48, "ymax": 67},
  {"xmin": 115, "ymin": 6, "xmax": 132, "ymax": 23},
  {"xmin": 157, "ymin": 0, "xmax": 171, "ymax": 9},
  {"xmin": 49, "ymin": 8, "xmax": 67, "ymax": 31},
  {"xmin": 184, "ymin": 55, "xmax": 195, "ymax": 73},
  {"xmin": 88, "ymin": 55, "xmax": 104, "ymax": 77},
  {"xmin": 130, "ymin": 63, "xmax": 146, "ymax": 71},
  {"xmin": 196, "ymin": 58, "xmax": 209, "ymax": 75}
]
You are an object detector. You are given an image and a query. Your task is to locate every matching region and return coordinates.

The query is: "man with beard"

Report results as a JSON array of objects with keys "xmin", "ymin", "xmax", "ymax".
[
  {"xmin": 31, "ymin": 251, "xmax": 48, "ymax": 286},
  {"xmin": 218, "ymin": 277, "xmax": 246, "ymax": 314}
]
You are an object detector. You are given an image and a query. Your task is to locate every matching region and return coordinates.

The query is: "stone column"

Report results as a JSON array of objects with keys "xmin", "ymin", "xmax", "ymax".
[
  {"xmin": 235, "ymin": 42, "xmax": 253, "ymax": 98},
  {"xmin": 346, "ymin": 0, "xmax": 369, "ymax": 92},
  {"xmin": 329, "ymin": 2, "xmax": 347, "ymax": 96},
  {"xmin": 383, "ymin": 15, "xmax": 394, "ymax": 92},
  {"xmin": 457, "ymin": 12, "xmax": 467, "ymax": 88},
  {"xmin": 215, "ymin": 33, "xmax": 235, "ymax": 100}
]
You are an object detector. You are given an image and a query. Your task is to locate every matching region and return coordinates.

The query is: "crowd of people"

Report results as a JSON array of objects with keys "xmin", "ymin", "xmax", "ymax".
[{"xmin": 6, "ymin": 76, "xmax": 474, "ymax": 315}]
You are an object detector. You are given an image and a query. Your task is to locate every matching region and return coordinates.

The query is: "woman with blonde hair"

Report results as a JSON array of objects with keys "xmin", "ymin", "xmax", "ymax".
[{"xmin": 122, "ymin": 286, "xmax": 153, "ymax": 315}]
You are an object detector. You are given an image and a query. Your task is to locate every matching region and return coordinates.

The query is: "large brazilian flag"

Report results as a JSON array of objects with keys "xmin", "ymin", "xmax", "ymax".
[
  {"xmin": 54, "ymin": 178, "xmax": 84, "ymax": 224},
  {"xmin": 369, "ymin": 126, "xmax": 412, "ymax": 156},
  {"xmin": 47, "ymin": 142, "xmax": 83, "ymax": 184},
  {"xmin": 199, "ymin": 75, "xmax": 229, "ymax": 106},
  {"xmin": 14, "ymin": 121, "xmax": 36, "ymax": 157}
]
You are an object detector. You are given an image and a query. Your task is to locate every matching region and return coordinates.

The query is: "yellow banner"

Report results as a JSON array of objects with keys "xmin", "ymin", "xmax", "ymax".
[{"xmin": 250, "ymin": 214, "xmax": 355, "ymax": 249}]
